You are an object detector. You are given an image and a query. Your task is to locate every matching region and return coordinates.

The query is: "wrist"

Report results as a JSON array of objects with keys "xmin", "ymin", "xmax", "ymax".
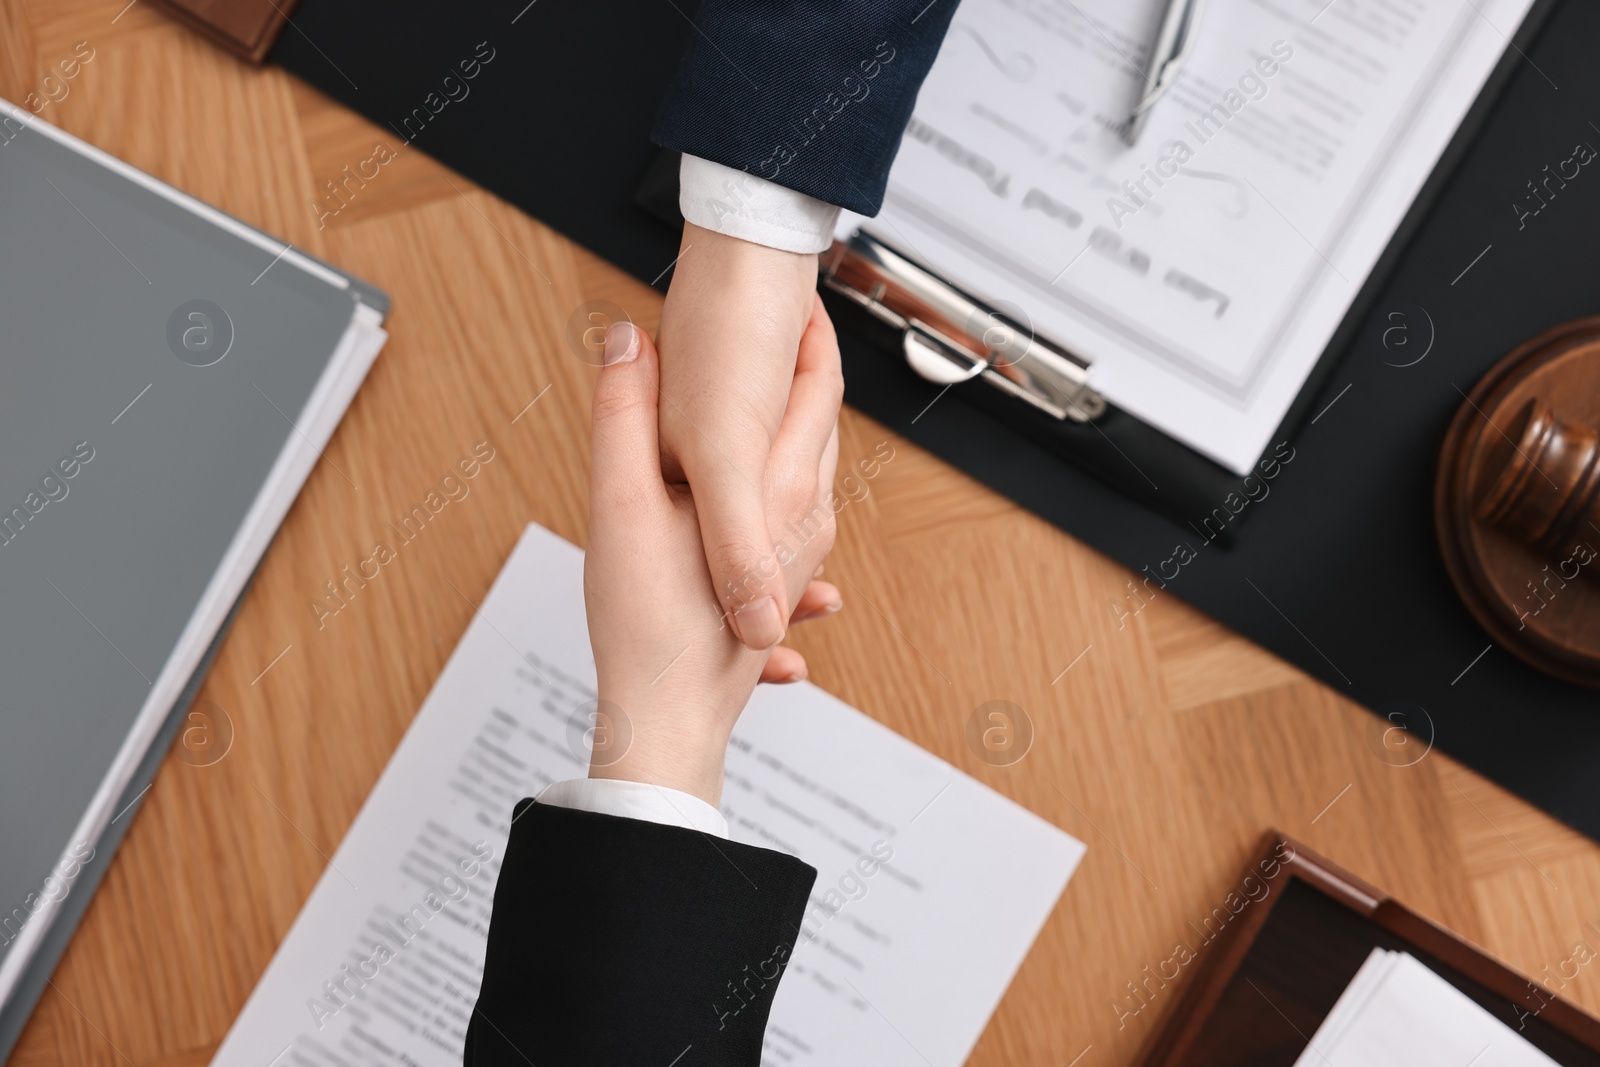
[
  {"xmin": 678, "ymin": 221, "xmax": 819, "ymax": 293},
  {"xmin": 588, "ymin": 687, "xmax": 736, "ymax": 807},
  {"xmin": 588, "ymin": 738, "xmax": 729, "ymax": 808}
]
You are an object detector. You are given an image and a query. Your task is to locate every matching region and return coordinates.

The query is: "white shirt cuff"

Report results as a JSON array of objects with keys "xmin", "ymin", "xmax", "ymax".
[
  {"xmin": 536, "ymin": 778, "xmax": 729, "ymax": 839},
  {"xmin": 678, "ymin": 154, "xmax": 840, "ymax": 255}
]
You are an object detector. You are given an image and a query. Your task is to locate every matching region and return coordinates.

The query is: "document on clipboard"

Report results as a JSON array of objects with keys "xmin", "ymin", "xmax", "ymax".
[{"xmin": 830, "ymin": 0, "xmax": 1540, "ymax": 475}]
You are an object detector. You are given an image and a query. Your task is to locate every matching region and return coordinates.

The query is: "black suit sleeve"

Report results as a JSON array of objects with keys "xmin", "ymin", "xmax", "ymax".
[
  {"xmin": 465, "ymin": 801, "xmax": 817, "ymax": 1067},
  {"xmin": 651, "ymin": 0, "xmax": 963, "ymax": 215}
]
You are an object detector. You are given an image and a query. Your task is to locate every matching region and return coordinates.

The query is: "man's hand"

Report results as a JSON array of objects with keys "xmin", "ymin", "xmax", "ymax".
[
  {"xmin": 584, "ymin": 311, "xmax": 842, "ymax": 805},
  {"xmin": 656, "ymin": 221, "xmax": 822, "ymax": 651}
]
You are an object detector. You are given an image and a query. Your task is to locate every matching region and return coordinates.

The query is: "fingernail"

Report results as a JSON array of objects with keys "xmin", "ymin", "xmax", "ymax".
[
  {"xmin": 736, "ymin": 596, "xmax": 785, "ymax": 649},
  {"xmin": 604, "ymin": 321, "xmax": 638, "ymax": 365},
  {"xmin": 782, "ymin": 668, "xmax": 807, "ymax": 684},
  {"xmin": 824, "ymin": 597, "xmax": 844, "ymax": 614}
]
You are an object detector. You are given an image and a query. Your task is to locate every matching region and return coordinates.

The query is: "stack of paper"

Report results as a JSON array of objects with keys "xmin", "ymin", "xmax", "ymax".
[
  {"xmin": 212, "ymin": 523, "xmax": 1086, "ymax": 1066},
  {"xmin": 1293, "ymin": 949, "xmax": 1559, "ymax": 1067}
]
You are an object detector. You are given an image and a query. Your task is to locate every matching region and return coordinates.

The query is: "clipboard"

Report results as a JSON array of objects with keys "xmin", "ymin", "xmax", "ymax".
[
  {"xmin": 818, "ymin": 225, "xmax": 1272, "ymax": 535},
  {"xmin": 1138, "ymin": 833, "xmax": 1600, "ymax": 1066}
]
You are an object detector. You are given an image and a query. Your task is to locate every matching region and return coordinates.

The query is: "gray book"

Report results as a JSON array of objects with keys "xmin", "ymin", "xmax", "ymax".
[{"xmin": 0, "ymin": 97, "xmax": 389, "ymax": 1057}]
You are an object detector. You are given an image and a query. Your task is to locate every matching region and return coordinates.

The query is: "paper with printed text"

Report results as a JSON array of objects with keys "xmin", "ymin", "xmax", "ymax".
[{"xmin": 211, "ymin": 523, "xmax": 1084, "ymax": 1066}]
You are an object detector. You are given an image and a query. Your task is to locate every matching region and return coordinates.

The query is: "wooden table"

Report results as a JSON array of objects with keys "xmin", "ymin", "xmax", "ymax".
[{"xmin": 7, "ymin": 2, "xmax": 1599, "ymax": 1064}]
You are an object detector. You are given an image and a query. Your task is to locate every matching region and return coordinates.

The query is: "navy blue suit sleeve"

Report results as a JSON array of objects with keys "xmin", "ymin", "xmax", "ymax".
[{"xmin": 651, "ymin": 0, "xmax": 962, "ymax": 215}]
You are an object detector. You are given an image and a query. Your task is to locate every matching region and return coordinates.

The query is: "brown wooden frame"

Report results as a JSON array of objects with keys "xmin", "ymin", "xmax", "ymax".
[{"xmin": 1136, "ymin": 831, "xmax": 1600, "ymax": 1065}]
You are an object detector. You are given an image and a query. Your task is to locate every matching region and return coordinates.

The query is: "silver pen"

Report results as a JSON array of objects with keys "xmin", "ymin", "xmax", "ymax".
[{"xmin": 1123, "ymin": 0, "xmax": 1199, "ymax": 146}]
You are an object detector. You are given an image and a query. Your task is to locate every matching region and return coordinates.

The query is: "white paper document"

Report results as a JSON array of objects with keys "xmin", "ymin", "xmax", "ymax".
[
  {"xmin": 212, "ymin": 523, "xmax": 1084, "ymax": 1066},
  {"xmin": 1292, "ymin": 949, "xmax": 1559, "ymax": 1067},
  {"xmin": 848, "ymin": 0, "xmax": 1537, "ymax": 472}
]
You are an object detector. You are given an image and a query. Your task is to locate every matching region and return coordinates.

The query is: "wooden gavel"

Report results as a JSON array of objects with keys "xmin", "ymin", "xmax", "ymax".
[{"xmin": 1475, "ymin": 398, "xmax": 1600, "ymax": 555}]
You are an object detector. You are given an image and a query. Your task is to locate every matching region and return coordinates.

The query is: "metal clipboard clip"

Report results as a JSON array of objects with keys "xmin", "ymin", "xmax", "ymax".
[{"xmin": 821, "ymin": 229, "xmax": 1106, "ymax": 423}]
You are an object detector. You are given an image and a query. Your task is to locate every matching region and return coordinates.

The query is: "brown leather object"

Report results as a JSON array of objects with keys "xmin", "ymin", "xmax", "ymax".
[
  {"xmin": 147, "ymin": 0, "xmax": 299, "ymax": 64},
  {"xmin": 1436, "ymin": 317, "xmax": 1600, "ymax": 688}
]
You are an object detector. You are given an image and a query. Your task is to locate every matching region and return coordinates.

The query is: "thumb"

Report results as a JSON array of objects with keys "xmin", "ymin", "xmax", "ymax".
[{"xmin": 589, "ymin": 322, "xmax": 664, "ymax": 508}]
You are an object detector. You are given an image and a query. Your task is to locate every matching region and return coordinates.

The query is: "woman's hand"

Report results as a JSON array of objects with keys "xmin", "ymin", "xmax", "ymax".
[
  {"xmin": 584, "ymin": 298, "xmax": 843, "ymax": 806},
  {"xmin": 655, "ymin": 222, "xmax": 823, "ymax": 652}
]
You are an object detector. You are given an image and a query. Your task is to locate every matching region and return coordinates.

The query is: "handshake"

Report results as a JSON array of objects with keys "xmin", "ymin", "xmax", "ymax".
[{"xmin": 581, "ymin": 222, "xmax": 847, "ymax": 807}]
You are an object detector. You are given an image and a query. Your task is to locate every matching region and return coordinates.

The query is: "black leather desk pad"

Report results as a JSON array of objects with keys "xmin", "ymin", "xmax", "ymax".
[{"xmin": 270, "ymin": 0, "xmax": 1600, "ymax": 838}]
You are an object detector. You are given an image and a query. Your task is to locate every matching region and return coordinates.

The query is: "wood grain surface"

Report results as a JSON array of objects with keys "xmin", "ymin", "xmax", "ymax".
[{"xmin": 5, "ymin": 2, "xmax": 1600, "ymax": 1064}]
